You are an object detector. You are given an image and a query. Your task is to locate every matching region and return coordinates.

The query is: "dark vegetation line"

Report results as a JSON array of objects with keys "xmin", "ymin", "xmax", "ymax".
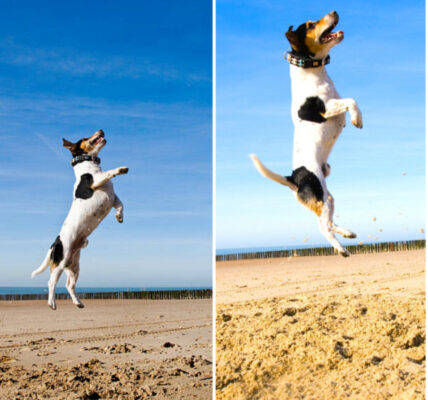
[{"xmin": 216, "ymin": 240, "xmax": 426, "ymax": 262}]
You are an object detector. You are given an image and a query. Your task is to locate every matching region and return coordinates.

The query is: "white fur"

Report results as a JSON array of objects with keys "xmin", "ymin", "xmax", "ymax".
[
  {"xmin": 251, "ymin": 15, "xmax": 362, "ymax": 256},
  {"xmin": 31, "ymin": 133, "xmax": 127, "ymax": 309}
]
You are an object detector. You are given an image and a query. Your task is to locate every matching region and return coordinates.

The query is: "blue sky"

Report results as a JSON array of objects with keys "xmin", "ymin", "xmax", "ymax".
[
  {"xmin": 0, "ymin": 0, "xmax": 212, "ymax": 287},
  {"xmin": 216, "ymin": 0, "xmax": 425, "ymax": 250}
]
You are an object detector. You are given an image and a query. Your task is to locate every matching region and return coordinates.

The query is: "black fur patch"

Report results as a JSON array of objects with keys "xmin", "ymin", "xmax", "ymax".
[
  {"xmin": 75, "ymin": 173, "xmax": 94, "ymax": 199},
  {"xmin": 298, "ymin": 96, "xmax": 327, "ymax": 123},
  {"xmin": 287, "ymin": 166, "xmax": 324, "ymax": 202},
  {"xmin": 289, "ymin": 23, "xmax": 313, "ymax": 57},
  {"xmin": 70, "ymin": 139, "xmax": 88, "ymax": 156},
  {"xmin": 50, "ymin": 236, "xmax": 64, "ymax": 265}
]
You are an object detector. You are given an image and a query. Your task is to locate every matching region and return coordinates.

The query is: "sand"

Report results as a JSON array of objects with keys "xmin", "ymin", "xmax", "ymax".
[
  {"xmin": 216, "ymin": 250, "xmax": 425, "ymax": 399},
  {"xmin": 0, "ymin": 299, "xmax": 212, "ymax": 399}
]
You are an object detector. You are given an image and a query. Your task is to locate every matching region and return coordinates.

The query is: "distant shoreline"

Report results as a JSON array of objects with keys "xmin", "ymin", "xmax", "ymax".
[
  {"xmin": 0, "ymin": 286, "xmax": 211, "ymax": 295},
  {"xmin": 0, "ymin": 288, "xmax": 212, "ymax": 301},
  {"xmin": 216, "ymin": 239, "xmax": 425, "ymax": 261}
]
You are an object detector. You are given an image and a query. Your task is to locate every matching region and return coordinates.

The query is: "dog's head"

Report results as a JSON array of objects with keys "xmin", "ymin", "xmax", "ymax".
[
  {"xmin": 62, "ymin": 130, "xmax": 106, "ymax": 157},
  {"xmin": 286, "ymin": 11, "xmax": 343, "ymax": 59}
]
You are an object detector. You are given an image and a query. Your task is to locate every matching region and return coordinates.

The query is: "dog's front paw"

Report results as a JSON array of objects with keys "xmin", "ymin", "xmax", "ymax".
[
  {"xmin": 116, "ymin": 213, "xmax": 123, "ymax": 223},
  {"xmin": 118, "ymin": 167, "xmax": 129, "ymax": 175},
  {"xmin": 351, "ymin": 109, "xmax": 363, "ymax": 129}
]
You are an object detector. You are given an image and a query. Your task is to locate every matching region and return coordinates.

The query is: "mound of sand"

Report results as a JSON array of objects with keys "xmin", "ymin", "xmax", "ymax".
[
  {"xmin": 216, "ymin": 249, "xmax": 425, "ymax": 399},
  {"xmin": 216, "ymin": 293, "xmax": 425, "ymax": 399},
  {"xmin": 0, "ymin": 355, "xmax": 212, "ymax": 399}
]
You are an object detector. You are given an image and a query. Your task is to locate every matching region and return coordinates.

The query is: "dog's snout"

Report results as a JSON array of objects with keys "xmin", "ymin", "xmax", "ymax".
[
  {"xmin": 97, "ymin": 129, "xmax": 104, "ymax": 137},
  {"xmin": 330, "ymin": 11, "xmax": 338, "ymax": 17}
]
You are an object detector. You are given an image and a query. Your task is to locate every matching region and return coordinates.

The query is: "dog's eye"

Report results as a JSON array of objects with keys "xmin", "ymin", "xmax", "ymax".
[{"xmin": 308, "ymin": 22, "xmax": 316, "ymax": 29}]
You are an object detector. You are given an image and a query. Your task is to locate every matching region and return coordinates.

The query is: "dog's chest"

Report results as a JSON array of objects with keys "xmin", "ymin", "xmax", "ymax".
[
  {"xmin": 63, "ymin": 166, "xmax": 116, "ymax": 233},
  {"xmin": 290, "ymin": 69, "xmax": 339, "ymax": 120},
  {"xmin": 73, "ymin": 173, "xmax": 115, "ymax": 211}
]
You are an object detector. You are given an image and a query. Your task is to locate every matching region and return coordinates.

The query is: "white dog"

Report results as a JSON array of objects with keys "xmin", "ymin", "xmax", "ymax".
[
  {"xmin": 251, "ymin": 11, "xmax": 362, "ymax": 256},
  {"xmin": 31, "ymin": 130, "xmax": 128, "ymax": 309}
]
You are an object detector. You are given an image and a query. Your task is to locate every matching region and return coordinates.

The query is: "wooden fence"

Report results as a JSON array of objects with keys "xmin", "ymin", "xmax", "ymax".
[
  {"xmin": 0, "ymin": 289, "xmax": 212, "ymax": 301},
  {"xmin": 216, "ymin": 240, "xmax": 425, "ymax": 262}
]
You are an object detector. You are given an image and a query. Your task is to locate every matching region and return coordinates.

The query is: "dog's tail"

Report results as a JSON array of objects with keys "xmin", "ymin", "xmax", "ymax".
[
  {"xmin": 31, "ymin": 248, "xmax": 52, "ymax": 279},
  {"xmin": 249, "ymin": 154, "xmax": 297, "ymax": 191}
]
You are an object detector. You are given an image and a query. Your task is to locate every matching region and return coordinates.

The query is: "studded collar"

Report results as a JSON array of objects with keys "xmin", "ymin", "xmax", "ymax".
[
  {"xmin": 285, "ymin": 52, "xmax": 330, "ymax": 68},
  {"xmin": 71, "ymin": 155, "xmax": 101, "ymax": 167}
]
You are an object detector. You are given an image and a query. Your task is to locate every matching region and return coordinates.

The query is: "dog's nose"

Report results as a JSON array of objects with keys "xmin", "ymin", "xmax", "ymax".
[
  {"xmin": 330, "ymin": 10, "xmax": 338, "ymax": 17},
  {"xmin": 97, "ymin": 129, "xmax": 104, "ymax": 136}
]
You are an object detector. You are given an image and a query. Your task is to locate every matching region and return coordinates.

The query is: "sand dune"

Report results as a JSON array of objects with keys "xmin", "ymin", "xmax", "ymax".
[
  {"xmin": 0, "ymin": 299, "xmax": 212, "ymax": 399},
  {"xmin": 216, "ymin": 250, "xmax": 425, "ymax": 399}
]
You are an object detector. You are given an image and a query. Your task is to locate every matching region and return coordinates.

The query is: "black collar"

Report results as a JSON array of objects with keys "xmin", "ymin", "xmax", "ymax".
[
  {"xmin": 71, "ymin": 155, "xmax": 101, "ymax": 167},
  {"xmin": 286, "ymin": 52, "xmax": 330, "ymax": 68}
]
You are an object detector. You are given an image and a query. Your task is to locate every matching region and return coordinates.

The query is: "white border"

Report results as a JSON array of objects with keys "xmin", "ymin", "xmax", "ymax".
[
  {"xmin": 425, "ymin": 3, "xmax": 427, "ymax": 398},
  {"xmin": 212, "ymin": 0, "xmax": 216, "ymax": 397}
]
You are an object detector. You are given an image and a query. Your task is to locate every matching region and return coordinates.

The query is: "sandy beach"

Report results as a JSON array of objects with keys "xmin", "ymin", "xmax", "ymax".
[
  {"xmin": 216, "ymin": 250, "xmax": 425, "ymax": 399},
  {"xmin": 0, "ymin": 299, "xmax": 212, "ymax": 399}
]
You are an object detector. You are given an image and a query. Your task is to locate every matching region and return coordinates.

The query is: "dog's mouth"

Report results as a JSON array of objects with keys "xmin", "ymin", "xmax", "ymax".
[
  {"xmin": 320, "ymin": 19, "xmax": 343, "ymax": 44},
  {"xmin": 90, "ymin": 131, "xmax": 105, "ymax": 146}
]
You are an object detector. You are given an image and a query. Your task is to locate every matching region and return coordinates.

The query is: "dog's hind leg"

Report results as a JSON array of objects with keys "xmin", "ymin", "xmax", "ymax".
[
  {"xmin": 47, "ymin": 266, "xmax": 64, "ymax": 310},
  {"xmin": 65, "ymin": 252, "xmax": 84, "ymax": 308},
  {"xmin": 113, "ymin": 195, "xmax": 124, "ymax": 223},
  {"xmin": 318, "ymin": 195, "xmax": 350, "ymax": 257},
  {"xmin": 326, "ymin": 192, "xmax": 356, "ymax": 239}
]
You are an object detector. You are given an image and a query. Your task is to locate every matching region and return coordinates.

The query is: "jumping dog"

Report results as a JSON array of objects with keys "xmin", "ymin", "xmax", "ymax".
[
  {"xmin": 31, "ymin": 130, "xmax": 129, "ymax": 309},
  {"xmin": 251, "ymin": 11, "xmax": 362, "ymax": 256}
]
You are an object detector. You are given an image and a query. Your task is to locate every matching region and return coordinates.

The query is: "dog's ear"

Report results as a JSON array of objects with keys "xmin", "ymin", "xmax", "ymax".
[
  {"xmin": 62, "ymin": 138, "xmax": 76, "ymax": 152},
  {"xmin": 285, "ymin": 26, "xmax": 299, "ymax": 50}
]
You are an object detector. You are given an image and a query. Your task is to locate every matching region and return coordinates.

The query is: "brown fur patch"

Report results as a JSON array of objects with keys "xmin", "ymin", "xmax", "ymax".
[
  {"xmin": 79, "ymin": 139, "xmax": 92, "ymax": 154},
  {"xmin": 304, "ymin": 16, "xmax": 331, "ymax": 55},
  {"xmin": 297, "ymin": 197, "xmax": 324, "ymax": 216},
  {"xmin": 49, "ymin": 261, "xmax": 57, "ymax": 271}
]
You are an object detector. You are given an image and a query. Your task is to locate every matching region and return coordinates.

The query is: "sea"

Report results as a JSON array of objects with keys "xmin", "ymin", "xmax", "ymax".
[
  {"xmin": 0, "ymin": 287, "xmax": 211, "ymax": 295},
  {"xmin": 216, "ymin": 244, "xmax": 331, "ymax": 255}
]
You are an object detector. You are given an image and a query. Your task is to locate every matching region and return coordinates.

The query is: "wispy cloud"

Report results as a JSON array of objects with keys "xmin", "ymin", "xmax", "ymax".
[
  {"xmin": 0, "ymin": 37, "xmax": 210, "ymax": 83},
  {"xmin": 0, "ymin": 94, "xmax": 211, "ymax": 139},
  {"xmin": 34, "ymin": 132, "xmax": 68, "ymax": 161}
]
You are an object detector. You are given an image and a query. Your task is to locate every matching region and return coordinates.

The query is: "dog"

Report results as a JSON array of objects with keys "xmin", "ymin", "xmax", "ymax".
[
  {"xmin": 250, "ymin": 11, "xmax": 362, "ymax": 257},
  {"xmin": 31, "ymin": 129, "xmax": 129, "ymax": 309}
]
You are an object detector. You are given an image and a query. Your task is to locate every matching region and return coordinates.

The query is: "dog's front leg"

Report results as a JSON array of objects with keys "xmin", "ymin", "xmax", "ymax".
[
  {"xmin": 113, "ymin": 194, "xmax": 124, "ymax": 223},
  {"xmin": 91, "ymin": 167, "xmax": 129, "ymax": 189},
  {"xmin": 323, "ymin": 98, "xmax": 363, "ymax": 128}
]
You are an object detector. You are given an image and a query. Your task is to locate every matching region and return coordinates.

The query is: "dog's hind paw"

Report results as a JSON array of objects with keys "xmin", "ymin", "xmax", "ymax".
[
  {"xmin": 76, "ymin": 303, "xmax": 85, "ymax": 309},
  {"xmin": 339, "ymin": 249, "xmax": 350, "ymax": 257},
  {"xmin": 344, "ymin": 232, "xmax": 357, "ymax": 239}
]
